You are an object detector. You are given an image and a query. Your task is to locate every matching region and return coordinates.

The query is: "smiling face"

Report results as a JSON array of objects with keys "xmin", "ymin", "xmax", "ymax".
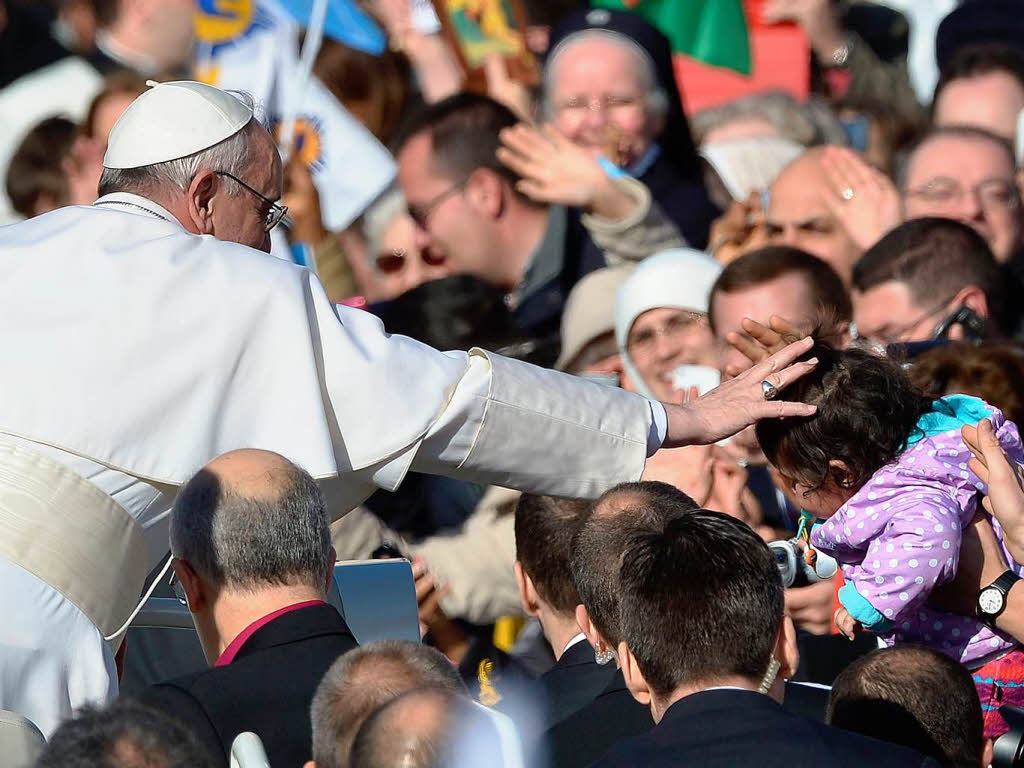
[
  {"xmin": 902, "ymin": 133, "xmax": 1022, "ymax": 263},
  {"xmin": 625, "ymin": 306, "xmax": 716, "ymax": 401},
  {"xmin": 547, "ymin": 35, "xmax": 662, "ymax": 168}
]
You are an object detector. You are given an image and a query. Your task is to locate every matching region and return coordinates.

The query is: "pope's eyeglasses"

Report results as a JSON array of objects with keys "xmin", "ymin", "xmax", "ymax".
[{"xmin": 215, "ymin": 171, "xmax": 288, "ymax": 232}]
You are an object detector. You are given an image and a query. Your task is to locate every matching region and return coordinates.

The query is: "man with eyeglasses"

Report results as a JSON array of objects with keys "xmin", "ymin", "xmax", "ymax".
[
  {"xmin": 900, "ymin": 125, "xmax": 1023, "ymax": 265},
  {"xmin": 0, "ymin": 80, "xmax": 817, "ymax": 735},
  {"xmin": 852, "ymin": 217, "xmax": 1015, "ymax": 349}
]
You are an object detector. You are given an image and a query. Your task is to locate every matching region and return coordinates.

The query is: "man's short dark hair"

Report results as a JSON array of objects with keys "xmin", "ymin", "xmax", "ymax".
[
  {"xmin": 570, "ymin": 481, "xmax": 699, "ymax": 646},
  {"xmin": 392, "ymin": 91, "xmax": 520, "ymax": 186},
  {"xmin": 170, "ymin": 460, "xmax": 332, "ymax": 592},
  {"xmin": 36, "ymin": 699, "xmax": 216, "ymax": 768},
  {"xmin": 708, "ymin": 246, "xmax": 852, "ymax": 333},
  {"xmin": 933, "ymin": 42, "xmax": 1024, "ymax": 115},
  {"xmin": 310, "ymin": 640, "xmax": 466, "ymax": 768},
  {"xmin": 828, "ymin": 645, "xmax": 984, "ymax": 768},
  {"xmin": 853, "ymin": 217, "xmax": 1012, "ymax": 335},
  {"xmin": 5, "ymin": 116, "xmax": 76, "ymax": 218},
  {"xmin": 514, "ymin": 495, "xmax": 589, "ymax": 615},
  {"xmin": 618, "ymin": 509, "xmax": 784, "ymax": 698},
  {"xmin": 350, "ymin": 687, "xmax": 499, "ymax": 768}
]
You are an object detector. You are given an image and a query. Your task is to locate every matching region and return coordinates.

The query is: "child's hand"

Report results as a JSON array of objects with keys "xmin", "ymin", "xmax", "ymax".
[{"xmin": 833, "ymin": 607, "xmax": 863, "ymax": 640}]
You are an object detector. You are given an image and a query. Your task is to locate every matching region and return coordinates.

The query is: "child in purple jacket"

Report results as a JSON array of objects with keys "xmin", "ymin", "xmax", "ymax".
[{"xmin": 756, "ymin": 342, "xmax": 1024, "ymax": 738}]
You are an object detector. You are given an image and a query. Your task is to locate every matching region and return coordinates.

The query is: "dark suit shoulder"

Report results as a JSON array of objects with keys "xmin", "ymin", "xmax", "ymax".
[{"xmin": 135, "ymin": 680, "xmax": 224, "ymax": 766}]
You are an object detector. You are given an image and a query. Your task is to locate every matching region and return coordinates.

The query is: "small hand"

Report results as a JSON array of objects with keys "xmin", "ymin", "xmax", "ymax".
[
  {"xmin": 412, "ymin": 557, "xmax": 470, "ymax": 663},
  {"xmin": 708, "ymin": 192, "xmax": 769, "ymax": 264},
  {"xmin": 820, "ymin": 146, "xmax": 902, "ymax": 251},
  {"xmin": 963, "ymin": 420, "xmax": 1024, "ymax": 563},
  {"xmin": 833, "ymin": 606, "xmax": 862, "ymax": 640},
  {"xmin": 762, "ymin": 0, "xmax": 846, "ymax": 62},
  {"xmin": 724, "ymin": 316, "xmax": 806, "ymax": 378}
]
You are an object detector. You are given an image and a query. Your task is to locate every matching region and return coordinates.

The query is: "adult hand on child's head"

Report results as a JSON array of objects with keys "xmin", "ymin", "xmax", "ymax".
[
  {"xmin": 662, "ymin": 336, "xmax": 818, "ymax": 447},
  {"xmin": 963, "ymin": 419, "xmax": 1024, "ymax": 564},
  {"xmin": 784, "ymin": 577, "xmax": 835, "ymax": 636}
]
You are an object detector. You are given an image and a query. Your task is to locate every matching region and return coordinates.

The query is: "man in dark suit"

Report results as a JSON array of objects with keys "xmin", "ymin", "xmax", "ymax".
[
  {"xmin": 590, "ymin": 499, "xmax": 939, "ymax": 768},
  {"xmin": 513, "ymin": 494, "xmax": 617, "ymax": 729},
  {"xmin": 136, "ymin": 449, "xmax": 357, "ymax": 768}
]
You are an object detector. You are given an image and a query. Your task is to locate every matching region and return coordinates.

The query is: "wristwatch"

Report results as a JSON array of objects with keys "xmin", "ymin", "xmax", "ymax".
[{"xmin": 977, "ymin": 570, "xmax": 1021, "ymax": 628}]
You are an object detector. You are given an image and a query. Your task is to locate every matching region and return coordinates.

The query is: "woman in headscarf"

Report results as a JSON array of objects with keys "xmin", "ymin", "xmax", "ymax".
[
  {"xmin": 543, "ymin": 8, "xmax": 718, "ymax": 249},
  {"xmin": 615, "ymin": 248, "xmax": 722, "ymax": 401}
]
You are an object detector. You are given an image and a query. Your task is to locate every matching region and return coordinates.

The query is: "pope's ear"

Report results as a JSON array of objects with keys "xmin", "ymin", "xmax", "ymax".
[{"xmin": 186, "ymin": 169, "xmax": 218, "ymax": 235}]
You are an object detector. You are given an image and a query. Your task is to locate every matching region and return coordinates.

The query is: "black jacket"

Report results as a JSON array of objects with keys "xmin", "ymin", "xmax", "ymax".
[
  {"xmin": 543, "ymin": 669, "xmax": 653, "ymax": 768},
  {"xmin": 592, "ymin": 688, "xmax": 940, "ymax": 768},
  {"xmin": 538, "ymin": 640, "xmax": 618, "ymax": 730},
  {"xmin": 137, "ymin": 603, "xmax": 357, "ymax": 768}
]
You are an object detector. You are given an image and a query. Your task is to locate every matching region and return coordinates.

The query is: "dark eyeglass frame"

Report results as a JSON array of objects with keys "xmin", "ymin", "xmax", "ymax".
[
  {"xmin": 168, "ymin": 568, "xmax": 188, "ymax": 606},
  {"xmin": 407, "ymin": 179, "xmax": 467, "ymax": 230},
  {"xmin": 215, "ymin": 171, "xmax": 289, "ymax": 232}
]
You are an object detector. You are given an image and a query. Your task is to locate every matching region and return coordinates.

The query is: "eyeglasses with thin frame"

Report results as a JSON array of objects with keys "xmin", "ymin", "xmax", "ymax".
[
  {"xmin": 626, "ymin": 310, "xmax": 708, "ymax": 358},
  {"xmin": 903, "ymin": 176, "xmax": 1020, "ymax": 212},
  {"xmin": 553, "ymin": 93, "xmax": 644, "ymax": 125},
  {"xmin": 407, "ymin": 180, "xmax": 466, "ymax": 230},
  {"xmin": 215, "ymin": 171, "xmax": 289, "ymax": 232},
  {"xmin": 849, "ymin": 293, "xmax": 958, "ymax": 348}
]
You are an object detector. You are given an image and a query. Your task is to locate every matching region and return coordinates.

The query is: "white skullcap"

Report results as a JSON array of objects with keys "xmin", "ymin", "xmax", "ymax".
[
  {"xmin": 615, "ymin": 248, "xmax": 722, "ymax": 398},
  {"xmin": 103, "ymin": 80, "xmax": 254, "ymax": 169}
]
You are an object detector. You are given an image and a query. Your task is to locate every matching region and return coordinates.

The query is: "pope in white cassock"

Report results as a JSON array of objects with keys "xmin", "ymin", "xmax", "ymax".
[{"xmin": 0, "ymin": 82, "xmax": 817, "ymax": 736}]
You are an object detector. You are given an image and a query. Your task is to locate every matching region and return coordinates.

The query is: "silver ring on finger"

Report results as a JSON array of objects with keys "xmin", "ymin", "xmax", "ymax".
[
  {"xmin": 761, "ymin": 379, "xmax": 779, "ymax": 401},
  {"xmin": 841, "ymin": 187, "xmax": 855, "ymax": 201}
]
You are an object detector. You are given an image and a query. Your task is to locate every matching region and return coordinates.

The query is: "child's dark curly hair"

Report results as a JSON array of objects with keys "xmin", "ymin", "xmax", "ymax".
[{"xmin": 755, "ymin": 342, "xmax": 934, "ymax": 492}]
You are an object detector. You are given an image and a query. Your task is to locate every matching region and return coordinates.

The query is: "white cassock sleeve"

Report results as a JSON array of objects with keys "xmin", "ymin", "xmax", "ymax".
[{"xmin": 371, "ymin": 348, "xmax": 658, "ymax": 501}]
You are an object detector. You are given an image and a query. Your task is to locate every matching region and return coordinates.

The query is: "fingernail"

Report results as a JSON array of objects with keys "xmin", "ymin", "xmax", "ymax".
[{"xmin": 807, "ymin": 357, "xmax": 819, "ymax": 365}]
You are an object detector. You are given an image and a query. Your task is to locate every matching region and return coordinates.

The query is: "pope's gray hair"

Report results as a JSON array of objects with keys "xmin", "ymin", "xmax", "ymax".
[
  {"xmin": 98, "ymin": 92, "xmax": 265, "ymax": 197},
  {"xmin": 541, "ymin": 29, "xmax": 669, "ymax": 122},
  {"xmin": 170, "ymin": 461, "xmax": 333, "ymax": 592}
]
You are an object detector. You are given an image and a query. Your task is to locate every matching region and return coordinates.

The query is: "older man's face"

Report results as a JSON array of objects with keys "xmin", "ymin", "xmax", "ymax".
[
  {"xmin": 766, "ymin": 153, "xmax": 861, "ymax": 284},
  {"xmin": 215, "ymin": 125, "xmax": 283, "ymax": 253},
  {"xmin": 902, "ymin": 134, "xmax": 1022, "ymax": 263},
  {"xmin": 547, "ymin": 38, "xmax": 660, "ymax": 168}
]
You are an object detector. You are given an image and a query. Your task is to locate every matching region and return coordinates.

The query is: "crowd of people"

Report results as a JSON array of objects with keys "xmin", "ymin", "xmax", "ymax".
[{"xmin": 5, "ymin": 0, "xmax": 1024, "ymax": 766}]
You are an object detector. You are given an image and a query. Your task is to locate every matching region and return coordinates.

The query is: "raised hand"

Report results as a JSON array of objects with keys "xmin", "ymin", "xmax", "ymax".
[
  {"xmin": 963, "ymin": 420, "xmax": 1024, "ymax": 563},
  {"xmin": 663, "ymin": 336, "xmax": 818, "ymax": 448},
  {"xmin": 724, "ymin": 316, "xmax": 806, "ymax": 378},
  {"xmin": 496, "ymin": 124, "xmax": 634, "ymax": 219},
  {"xmin": 820, "ymin": 146, "xmax": 902, "ymax": 251}
]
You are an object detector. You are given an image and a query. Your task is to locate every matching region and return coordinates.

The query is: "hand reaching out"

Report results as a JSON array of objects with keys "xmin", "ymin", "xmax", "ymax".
[
  {"xmin": 820, "ymin": 146, "xmax": 902, "ymax": 251},
  {"xmin": 724, "ymin": 316, "xmax": 806, "ymax": 379}
]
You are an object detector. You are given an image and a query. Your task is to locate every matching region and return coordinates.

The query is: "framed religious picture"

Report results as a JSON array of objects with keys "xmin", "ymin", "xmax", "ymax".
[{"xmin": 429, "ymin": 0, "xmax": 538, "ymax": 88}]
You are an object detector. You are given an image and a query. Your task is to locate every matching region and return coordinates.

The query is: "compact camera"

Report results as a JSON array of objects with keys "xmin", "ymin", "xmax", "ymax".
[{"xmin": 769, "ymin": 538, "xmax": 837, "ymax": 588}]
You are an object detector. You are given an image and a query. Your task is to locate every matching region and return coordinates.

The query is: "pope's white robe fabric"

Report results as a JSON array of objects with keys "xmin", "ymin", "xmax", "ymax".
[{"xmin": 0, "ymin": 194, "xmax": 656, "ymax": 734}]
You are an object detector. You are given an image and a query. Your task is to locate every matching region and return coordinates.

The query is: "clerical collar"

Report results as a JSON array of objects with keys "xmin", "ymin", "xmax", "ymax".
[
  {"xmin": 562, "ymin": 632, "xmax": 587, "ymax": 655},
  {"xmin": 93, "ymin": 193, "xmax": 181, "ymax": 227}
]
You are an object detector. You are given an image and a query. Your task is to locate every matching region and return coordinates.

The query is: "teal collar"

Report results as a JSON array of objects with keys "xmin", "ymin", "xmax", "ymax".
[{"xmin": 905, "ymin": 394, "xmax": 992, "ymax": 448}]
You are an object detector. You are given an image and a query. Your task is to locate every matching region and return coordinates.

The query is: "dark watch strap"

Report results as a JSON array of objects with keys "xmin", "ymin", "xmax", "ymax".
[{"xmin": 979, "ymin": 570, "xmax": 1020, "ymax": 627}]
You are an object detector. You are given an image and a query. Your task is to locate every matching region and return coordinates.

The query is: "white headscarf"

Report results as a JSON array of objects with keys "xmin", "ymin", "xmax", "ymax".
[{"xmin": 615, "ymin": 248, "xmax": 723, "ymax": 398}]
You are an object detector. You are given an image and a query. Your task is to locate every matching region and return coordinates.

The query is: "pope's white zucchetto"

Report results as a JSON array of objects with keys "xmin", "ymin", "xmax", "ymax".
[{"xmin": 103, "ymin": 80, "xmax": 254, "ymax": 170}]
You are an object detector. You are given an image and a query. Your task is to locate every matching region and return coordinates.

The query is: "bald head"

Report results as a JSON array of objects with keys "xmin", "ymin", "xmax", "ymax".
[
  {"xmin": 767, "ymin": 148, "xmax": 862, "ymax": 283},
  {"xmin": 350, "ymin": 688, "xmax": 498, "ymax": 768},
  {"xmin": 310, "ymin": 641, "xmax": 465, "ymax": 768},
  {"xmin": 170, "ymin": 450, "xmax": 332, "ymax": 591},
  {"xmin": 570, "ymin": 481, "xmax": 698, "ymax": 646}
]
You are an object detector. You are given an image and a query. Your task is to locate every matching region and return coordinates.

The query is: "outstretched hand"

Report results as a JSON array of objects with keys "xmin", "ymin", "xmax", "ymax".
[
  {"xmin": 662, "ymin": 336, "xmax": 818, "ymax": 448},
  {"xmin": 724, "ymin": 316, "xmax": 806, "ymax": 378}
]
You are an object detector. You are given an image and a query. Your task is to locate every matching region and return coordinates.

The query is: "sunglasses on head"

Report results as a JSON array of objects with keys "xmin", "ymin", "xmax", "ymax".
[{"xmin": 374, "ymin": 248, "xmax": 446, "ymax": 274}]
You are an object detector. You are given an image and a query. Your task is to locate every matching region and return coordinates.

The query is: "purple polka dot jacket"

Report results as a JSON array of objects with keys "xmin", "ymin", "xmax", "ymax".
[{"xmin": 810, "ymin": 396, "xmax": 1024, "ymax": 665}]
